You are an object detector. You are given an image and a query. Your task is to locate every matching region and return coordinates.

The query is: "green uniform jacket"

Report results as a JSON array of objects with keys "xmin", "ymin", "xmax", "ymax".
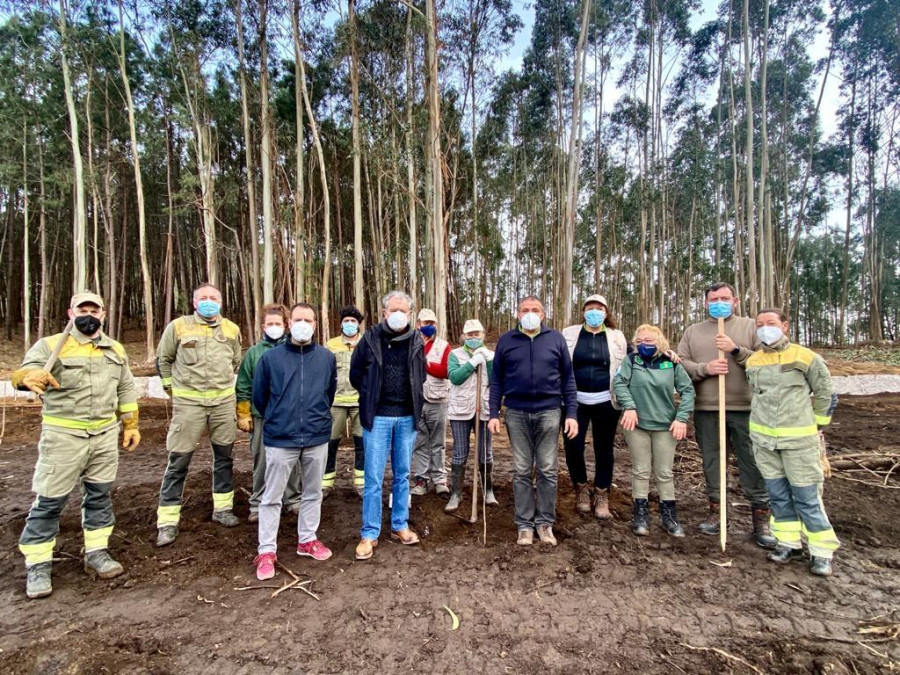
[
  {"xmin": 236, "ymin": 337, "xmax": 285, "ymax": 417},
  {"xmin": 157, "ymin": 313, "xmax": 242, "ymax": 406},
  {"xmin": 326, "ymin": 334, "xmax": 361, "ymax": 407},
  {"xmin": 18, "ymin": 330, "xmax": 138, "ymax": 433},
  {"xmin": 613, "ymin": 353, "xmax": 695, "ymax": 431},
  {"xmin": 745, "ymin": 337, "xmax": 837, "ymax": 450}
]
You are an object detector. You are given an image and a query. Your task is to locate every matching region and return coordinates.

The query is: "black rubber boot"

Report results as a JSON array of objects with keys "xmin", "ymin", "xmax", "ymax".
[
  {"xmin": 480, "ymin": 463, "xmax": 498, "ymax": 506},
  {"xmin": 445, "ymin": 464, "xmax": 465, "ymax": 512},
  {"xmin": 751, "ymin": 505, "xmax": 778, "ymax": 549},
  {"xmin": 660, "ymin": 500, "xmax": 686, "ymax": 537},
  {"xmin": 632, "ymin": 498, "xmax": 650, "ymax": 536}
]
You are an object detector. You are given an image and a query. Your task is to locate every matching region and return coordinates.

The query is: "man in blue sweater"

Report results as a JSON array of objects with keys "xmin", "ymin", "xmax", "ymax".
[
  {"xmin": 251, "ymin": 303, "xmax": 337, "ymax": 580},
  {"xmin": 489, "ymin": 296, "xmax": 578, "ymax": 546}
]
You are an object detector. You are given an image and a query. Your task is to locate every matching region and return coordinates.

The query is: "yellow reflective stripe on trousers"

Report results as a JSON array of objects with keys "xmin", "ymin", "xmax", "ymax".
[
  {"xmin": 157, "ymin": 505, "xmax": 182, "ymax": 526},
  {"xmin": 161, "ymin": 377, "xmax": 173, "ymax": 386},
  {"xmin": 769, "ymin": 518, "xmax": 802, "ymax": 546},
  {"xmin": 212, "ymin": 491, "xmax": 234, "ymax": 511},
  {"xmin": 334, "ymin": 395, "xmax": 358, "ymax": 405},
  {"xmin": 802, "ymin": 524, "xmax": 840, "ymax": 556},
  {"xmin": 84, "ymin": 526, "xmax": 114, "ymax": 552},
  {"xmin": 814, "ymin": 415, "xmax": 831, "ymax": 426},
  {"xmin": 118, "ymin": 401, "xmax": 138, "ymax": 414},
  {"xmin": 171, "ymin": 387, "xmax": 236, "ymax": 400},
  {"xmin": 43, "ymin": 415, "xmax": 118, "ymax": 431},
  {"xmin": 19, "ymin": 539, "xmax": 55, "ymax": 565},
  {"xmin": 749, "ymin": 422, "xmax": 818, "ymax": 438},
  {"xmin": 353, "ymin": 469, "xmax": 365, "ymax": 485},
  {"xmin": 322, "ymin": 472, "xmax": 336, "ymax": 487}
]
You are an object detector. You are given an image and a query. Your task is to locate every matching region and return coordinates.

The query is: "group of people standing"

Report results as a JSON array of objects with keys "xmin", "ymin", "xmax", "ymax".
[{"xmin": 11, "ymin": 281, "xmax": 841, "ymax": 599}]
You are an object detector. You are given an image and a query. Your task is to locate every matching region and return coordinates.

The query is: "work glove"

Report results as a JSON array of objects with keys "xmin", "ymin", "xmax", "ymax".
[
  {"xmin": 469, "ymin": 352, "xmax": 486, "ymax": 369},
  {"xmin": 11, "ymin": 368, "xmax": 60, "ymax": 396},
  {"xmin": 818, "ymin": 431, "xmax": 831, "ymax": 479},
  {"xmin": 237, "ymin": 400, "xmax": 254, "ymax": 433},
  {"xmin": 121, "ymin": 411, "xmax": 141, "ymax": 451},
  {"xmin": 474, "ymin": 347, "xmax": 492, "ymax": 361}
]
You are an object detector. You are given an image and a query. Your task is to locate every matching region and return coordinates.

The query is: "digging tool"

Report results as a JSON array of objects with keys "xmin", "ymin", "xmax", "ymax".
[
  {"xmin": 37, "ymin": 319, "xmax": 74, "ymax": 401},
  {"xmin": 718, "ymin": 316, "xmax": 727, "ymax": 552},
  {"xmin": 469, "ymin": 366, "xmax": 483, "ymax": 524}
]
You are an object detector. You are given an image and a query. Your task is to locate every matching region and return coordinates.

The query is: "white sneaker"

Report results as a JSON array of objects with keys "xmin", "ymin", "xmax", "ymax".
[{"xmin": 536, "ymin": 524, "xmax": 557, "ymax": 546}]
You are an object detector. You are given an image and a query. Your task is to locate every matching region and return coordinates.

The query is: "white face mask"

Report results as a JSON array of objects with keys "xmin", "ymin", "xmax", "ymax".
[
  {"xmin": 291, "ymin": 320, "xmax": 315, "ymax": 343},
  {"xmin": 387, "ymin": 310, "xmax": 409, "ymax": 332},
  {"xmin": 264, "ymin": 325, "xmax": 285, "ymax": 341},
  {"xmin": 757, "ymin": 326, "xmax": 784, "ymax": 345},
  {"xmin": 520, "ymin": 312, "xmax": 541, "ymax": 331}
]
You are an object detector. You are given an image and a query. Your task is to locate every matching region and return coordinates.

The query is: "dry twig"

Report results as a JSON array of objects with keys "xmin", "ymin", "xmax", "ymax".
[{"xmin": 679, "ymin": 642, "xmax": 763, "ymax": 674}]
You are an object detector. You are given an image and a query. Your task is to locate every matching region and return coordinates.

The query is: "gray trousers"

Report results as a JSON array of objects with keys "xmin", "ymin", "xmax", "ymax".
[
  {"xmin": 506, "ymin": 408, "xmax": 561, "ymax": 530},
  {"xmin": 257, "ymin": 443, "xmax": 327, "ymax": 554},
  {"xmin": 694, "ymin": 411, "xmax": 769, "ymax": 506},
  {"xmin": 412, "ymin": 401, "xmax": 448, "ymax": 485},
  {"xmin": 249, "ymin": 417, "xmax": 301, "ymax": 513}
]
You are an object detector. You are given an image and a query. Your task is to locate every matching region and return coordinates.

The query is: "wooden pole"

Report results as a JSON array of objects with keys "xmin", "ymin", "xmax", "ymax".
[
  {"xmin": 470, "ymin": 367, "xmax": 483, "ymax": 524},
  {"xmin": 718, "ymin": 316, "xmax": 727, "ymax": 552}
]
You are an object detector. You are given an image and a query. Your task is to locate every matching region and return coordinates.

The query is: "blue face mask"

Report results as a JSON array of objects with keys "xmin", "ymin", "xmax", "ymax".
[
  {"xmin": 708, "ymin": 301, "xmax": 733, "ymax": 320},
  {"xmin": 465, "ymin": 338, "xmax": 483, "ymax": 350},
  {"xmin": 419, "ymin": 325, "xmax": 437, "ymax": 338},
  {"xmin": 637, "ymin": 344, "xmax": 657, "ymax": 358},
  {"xmin": 196, "ymin": 300, "xmax": 220, "ymax": 319},
  {"xmin": 342, "ymin": 321, "xmax": 359, "ymax": 337},
  {"xmin": 584, "ymin": 309, "xmax": 605, "ymax": 328}
]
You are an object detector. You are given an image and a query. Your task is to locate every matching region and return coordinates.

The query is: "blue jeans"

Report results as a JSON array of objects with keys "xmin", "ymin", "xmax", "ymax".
[{"xmin": 361, "ymin": 416, "xmax": 417, "ymax": 540}]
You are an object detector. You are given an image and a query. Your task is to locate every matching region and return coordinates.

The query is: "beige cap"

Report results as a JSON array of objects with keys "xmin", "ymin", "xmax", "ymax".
[
  {"xmin": 417, "ymin": 308, "xmax": 438, "ymax": 323},
  {"xmin": 582, "ymin": 294, "xmax": 608, "ymax": 309},
  {"xmin": 70, "ymin": 291, "xmax": 105, "ymax": 310},
  {"xmin": 463, "ymin": 319, "xmax": 485, "ymax": 334}
]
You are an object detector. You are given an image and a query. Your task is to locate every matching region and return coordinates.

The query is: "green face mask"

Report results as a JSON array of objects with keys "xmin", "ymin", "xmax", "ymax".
[{"xmin": 465, "ymin": 338, "xmax": 483, "ymax": 350}]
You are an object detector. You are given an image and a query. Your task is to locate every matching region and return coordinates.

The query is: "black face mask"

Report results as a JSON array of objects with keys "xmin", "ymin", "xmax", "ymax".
[{"xmin": 74, "ymin": 314, "xmax": 102, "ymax": 336}]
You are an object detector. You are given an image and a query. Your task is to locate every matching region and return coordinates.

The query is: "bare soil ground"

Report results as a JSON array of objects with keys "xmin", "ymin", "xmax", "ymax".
[{"xmin": 0, "ymin": 396, "xmax": 898, "ymax": 674}]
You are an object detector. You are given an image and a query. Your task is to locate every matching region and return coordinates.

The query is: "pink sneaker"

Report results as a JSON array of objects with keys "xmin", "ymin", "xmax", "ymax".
[
  {"xmin": 254, "ymin": 552, "xmax": 277, "ymax": 580},
  {"xmin": 296, "ymin": 539, "xmax": 332, "ymax": 561}
]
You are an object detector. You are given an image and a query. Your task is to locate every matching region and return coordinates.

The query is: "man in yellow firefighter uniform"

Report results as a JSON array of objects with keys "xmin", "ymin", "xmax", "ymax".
[
  {"xmin": 156, "ymin": 283, "xmax": 242, "ymax": 546},
  {"xmin": 746, "ymin": 308, "xmax": 839, "ymax": 576},
  {"xmin": 12, "ymin": 292, "xmax": 140, "ymax": 599}
]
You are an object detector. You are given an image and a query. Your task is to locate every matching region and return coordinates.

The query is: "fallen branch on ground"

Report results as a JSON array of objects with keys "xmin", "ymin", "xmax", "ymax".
[{"xmin": 679, "ymin": 642, "xmax": 763, "ymax": 674}]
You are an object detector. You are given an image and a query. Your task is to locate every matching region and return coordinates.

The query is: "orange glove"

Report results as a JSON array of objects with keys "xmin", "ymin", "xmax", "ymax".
[
  {"xmin": 11, "ymin": 368, "xmax": 60, "ymax": 396},
  {"xmin": 237, "ymin": 400, "xmax": 253, "ymax": 433},
  {"xmin": 121, "ymin": 411, "xmax": 141, "ymax": 451}
]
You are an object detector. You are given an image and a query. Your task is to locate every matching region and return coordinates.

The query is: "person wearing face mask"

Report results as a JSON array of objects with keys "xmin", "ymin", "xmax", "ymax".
[
  {"xmin": 324, "ymin": 306, "xmax": 366, "ymax": 498},
  {"xmin": 411, "ymin": 308, "xmax": 452, "ymax": 497},
  {"xmin": 746, "ymin": 309, "xmax": 839, "ymax": 577},
  {"xmin": 349, "ymin": 290, "xmax": 426, "ymax": 561},
  {"xmin": 446, "ymin": 319, "xmax": 495, "ymax": 511},
  {"xmin": 250, "ymin": 303, "xmax": 337, "ymax": 579},
  {"xmin": 11, "ymin": 292, "xmax": 140, "ymax": 599},
  {"xmin": 614, "ymin": 325, "xmax": 695, "ymax": 538},
  {"xmin": 235, "ymin": 304, "xmax": 301, "ymax": 523},
  {"xmin": 155, "ymin": 283, "xmax": 243, "ymax": 547},
  {"xmin": 561, "ymin": 295, "xmax": 629, "ymax": 519},
  {"xmin": 488, "ymin": 296, "xmax": 578, "ymax": 547},
  {"xmin": 676, "ymin": 282, "xmax": 776, "ymax": 548}
]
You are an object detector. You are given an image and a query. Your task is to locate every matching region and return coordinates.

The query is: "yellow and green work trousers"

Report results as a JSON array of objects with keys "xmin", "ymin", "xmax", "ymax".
[
  {"xmin": 324, "ymin": 406, "xmax": 364, "ymax": 491},
  {"xmin": 19, "ymin": 424, "xmax": 119, "ymax": 566},
  {"xmin": 754, "ymin": 441, "xmax": 840, "ymax": 559},
  {"xmin": 157, "ymin": 400, "xmax": 236, "ymax": 528}
]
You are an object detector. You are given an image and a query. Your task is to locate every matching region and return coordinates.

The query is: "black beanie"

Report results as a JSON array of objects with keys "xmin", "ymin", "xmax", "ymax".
[{"xmin": 340, "ymin": 306, "xmax": 364, "ymax": 323}]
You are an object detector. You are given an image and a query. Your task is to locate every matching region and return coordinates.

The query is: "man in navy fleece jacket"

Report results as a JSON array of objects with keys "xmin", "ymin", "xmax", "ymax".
[{"xmin": 488, "ymin": 296, "xmax": 578, "ymax": 547}]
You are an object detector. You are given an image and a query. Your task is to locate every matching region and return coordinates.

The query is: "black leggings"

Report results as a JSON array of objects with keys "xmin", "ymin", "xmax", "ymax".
[{"xmin": 563, "ymin": 401, "xmax": 621, "ymax": 489}]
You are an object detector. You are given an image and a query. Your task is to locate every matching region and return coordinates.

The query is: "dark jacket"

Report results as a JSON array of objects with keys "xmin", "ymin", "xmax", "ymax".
[
  {"xmin": 489, "ymin": 324, "xmax": 578, "ymax": 419},
  {"xmin": 252, "ymin": 340, "xmax": 337, "ymax": 448},
  {"xmin": 350, "ymin": 323, "xmax": 426, "ymax": 431}
]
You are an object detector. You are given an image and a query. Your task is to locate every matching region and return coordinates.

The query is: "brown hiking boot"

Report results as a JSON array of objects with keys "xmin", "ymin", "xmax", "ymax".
[
  {"xmin": 593, "ymin": 488, "xmax": 612, "ymax": 520},
  {"xmin": 698, "ymin": 499, "xmax": 720, "ymax": 536},
  {"xmin": 575, "ymin": 484, "xmax": 591, "ymax": 514},
  {"xmin": 390, "ymin": 528, "xmax": 420, "ymax": 545},
  {"xmin": 752, "ymin": 506, "xmax": 777, "ymax": 549}
]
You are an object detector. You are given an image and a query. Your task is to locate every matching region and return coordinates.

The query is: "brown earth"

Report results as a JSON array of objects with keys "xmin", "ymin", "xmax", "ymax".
[{"xmin": 0, "ymin": 397, "xmax": 898, "ymax": 674}]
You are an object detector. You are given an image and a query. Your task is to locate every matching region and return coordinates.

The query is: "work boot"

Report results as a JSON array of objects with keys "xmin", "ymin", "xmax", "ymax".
[
  {"xmin": 517, "ymin": 529, "xmax": 534, "ymax": 546},
  {"xmin": 248, "ymin": 511, "xmax": 259, "ymax": 524},
  {"xmin": 751, "ymin": 506, "xmax": 778, "ymax": 549},
  {"xmin": 212, "ymin": 509, "xmax": 239, "ymax": 527},
  {"xmin": 25, "ymin": 562, "xmax": 52, "ymax": 600},
  {"xmin": 809, "ymin": 556, "xmax": 833, "ymax": 577},
  {"xmin": 768, "ymin": 544, "xmax": 804, "ymax": 564},
  {"xmin": 659, "ymin": 500, "xmax": 685, "ymax": 538},
  {"xmin": 480, "ymin": 463, "xmax": 498, "ymax": 506},
  {"xmin": 593, "ymin": 488, "xmax": 612, "ymax": 520},
  {"xmin": 355, "ymin": 538, "xmax": 377, "ymax": 561},
  {"xmin": 156, "ymin": 526, "xmax": 178, "ymax": 547},
  {"xmin": 445, "ymin": 464, "xmax": 464, "ymax": 512},
  {"xmin": 536, "ymin": 524, "xmax": 557, "ymax": 546},
  {"xmin": 574, "ymin": 484, "xmax": 591, "ymax": 514},
  {"xmin": 391, "ymin": 528, "xmax": 420, "ymax": 545},
  {"xmin": 698, "ymin": 499, "xmax": 720, "ymax": 536},
  {"xmin": 84, "ymin": 549, "xmax": 124, "ymax": 579},
  {"xmin": 434, "ymin": 481, "xmax": 450, "ymax": 496},
  {"xmin": 632, "ymin": 498, "xmax": 650, "ymax": 536},
  {"xmin": 411, "ymin": 477, "xmax": 429, "ymax": 496}
]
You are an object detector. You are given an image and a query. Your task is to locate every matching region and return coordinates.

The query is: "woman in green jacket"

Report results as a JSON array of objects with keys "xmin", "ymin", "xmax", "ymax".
[{"xmin": 614, "ymin": 324, "xmax": 695, "ymax": 537}]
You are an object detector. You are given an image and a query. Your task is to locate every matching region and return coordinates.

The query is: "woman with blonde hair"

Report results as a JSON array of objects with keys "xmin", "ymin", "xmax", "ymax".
[{"xmin": 613, "ymin": 324, "xmax": 695, "ymax": 537}]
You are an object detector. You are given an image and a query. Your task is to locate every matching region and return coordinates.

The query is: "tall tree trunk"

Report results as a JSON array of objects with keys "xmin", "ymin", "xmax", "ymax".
[
  {"xmin": 406, "ymin": 7, "xmax": 418, "ymax": 307},
  {"xmin": 839, "ymin": 70, "xmax": 857, "ymax": 343},
  {"xmin": 349, "ymin": 0, "xmax": 365, "ymax": 311},
  {"xmin": 291, "ymin": 0, "xmax": 306, "ymax": 302},
  {"xmin": 742, "ymin": 0, "xmax": 758, "ymax": 314},
  {"xmin": 22, "ymin": 120, "xmax": 31, "ymax": 348},
  {"xmin": 259, "ymin": 0, "xmax": 275, "ymax": 304},
  {"xmin": 756, "ymin": 0, "xmax": 771, "ymax": 308}
]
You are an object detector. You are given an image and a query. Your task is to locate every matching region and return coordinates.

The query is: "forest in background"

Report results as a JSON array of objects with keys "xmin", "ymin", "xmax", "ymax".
[{"xmin": 0, "ymin": 0, "xmax": 897, "ymax": 362}]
